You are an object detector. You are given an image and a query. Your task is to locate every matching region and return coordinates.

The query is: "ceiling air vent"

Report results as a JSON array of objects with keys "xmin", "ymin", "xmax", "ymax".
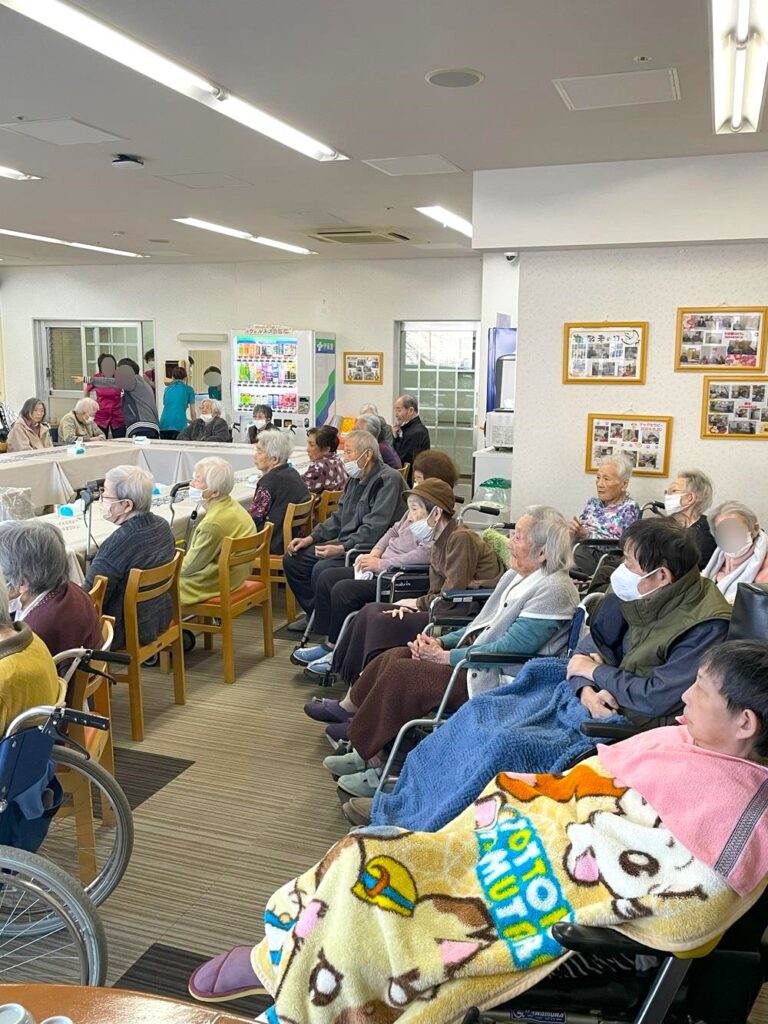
[{"xmin": 307, "ymin": 228, "xmax": 412, "ymax": 245}]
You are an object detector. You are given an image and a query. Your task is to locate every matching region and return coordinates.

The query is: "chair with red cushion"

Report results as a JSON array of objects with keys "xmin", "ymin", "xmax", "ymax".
[{"xmin": 183, "ymin": 524, "xmax": 274, "ymax": 683}]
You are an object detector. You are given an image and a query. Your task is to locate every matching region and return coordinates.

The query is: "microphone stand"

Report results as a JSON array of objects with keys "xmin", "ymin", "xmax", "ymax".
[
  {"xmin": 80, "ymin": 478, "xmax": 105, "ymax": 569},
  {"xmin": 168, "ymin": 480, "xmax": 191, "ymax": 530}
]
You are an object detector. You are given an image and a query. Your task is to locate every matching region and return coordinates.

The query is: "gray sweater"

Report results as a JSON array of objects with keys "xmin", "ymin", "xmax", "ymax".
[
  {"xmin": 311, "ymin": 462, "xmax": 406, "ymax": 551},
  {"xmin": 86, "ymin": 372, "xmax": 159, "ymax": 432}
]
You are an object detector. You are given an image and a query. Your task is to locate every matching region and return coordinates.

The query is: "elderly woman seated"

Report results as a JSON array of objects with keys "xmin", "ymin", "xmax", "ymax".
[
  {"xmin": 180, "ymin": 458, "xmax": 256, "ymax": 605},
  {"xmin": 308, "ymin": 508, "xmax": 580, "ymax": 798},
  {"xmin": 57, "ymin": 397, "xmax": 103, "ymax": 445},
  {"xmin": 570, "ymin": 453, "xmax": 640, "ymax": 541},
  {"xmin": 0, "ymin": 520, "xmax": 101, "ymax": 657},
  {"xmin": 250, "ymin": 430, "xmax": 310, "ymax": 555},
  {"xmin": 662, "ymin": 468, "xmax": 716, "ymax": 568},
  {"xmin": 0, "ymin": 573, "xmax": 61, "ymax": 735},
  {"xmin": 354, "ymin": 413, "xmax": 402, "ymax": 469},
  {"xmin": 177, "ymin": 399, "xmax": 231, "ymax": 442},
  {"xmin": 189, "ymin": 640, "xmax": 768, "ymax": 1024},
  {"xmin": 300, "ymin": 426, "xmax": 347, "ymax": 496},
  {"xmin": 83, "ymin": 465, "xmax": 176, "ymax": 651},
  {"xmin": 703, "ymin": 500, "xmax": 768, "ymax": 602},
  {"xmin": 7, "ymin": 397, "xmax": 53, "ymax": 452}
]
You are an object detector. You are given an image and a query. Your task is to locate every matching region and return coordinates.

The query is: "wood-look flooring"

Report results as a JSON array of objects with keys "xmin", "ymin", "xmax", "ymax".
[{"xmin": 99, "ymin": 595, "xmax": 768, "ymax": 1022}]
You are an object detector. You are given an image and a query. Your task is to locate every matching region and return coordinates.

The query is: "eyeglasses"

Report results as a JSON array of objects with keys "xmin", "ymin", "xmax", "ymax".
[
  {"xmin": 98, "ymin": 488, "xmax": 123, "ymax": 501},
  {"xmin": 663, "ymin": 488, "xmax": 691, "ymax": 497}
]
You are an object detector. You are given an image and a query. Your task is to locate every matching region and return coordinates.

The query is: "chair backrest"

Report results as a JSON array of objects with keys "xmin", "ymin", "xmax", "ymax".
[
  {"xmin": 398, "ymin": 464, "xmax": 410, "ymax": 481},
  {"xmin": 282, "ymin": 495, "xmax": 315, "ymax": 552},
  {"xmin": 317, "ymin": 488, "xmax": 343, "ymax": 523},
  {"xmin": 220, "ymin": 523, "xmax": 273, "ymax": 594},
  {"xmin": 123, "ymin": 550, "xmax": 183, "ymax": 650},
  {"xmin": 729, "ymin": 583, "xmax": 768, "ymax": 641},
  {"xmin": 68, "ymin": 615, "xmax": 115, "ymax": 711},
  {"xmin": 88, "ymin": 575, "xmax": 108, "ymax": 616}
]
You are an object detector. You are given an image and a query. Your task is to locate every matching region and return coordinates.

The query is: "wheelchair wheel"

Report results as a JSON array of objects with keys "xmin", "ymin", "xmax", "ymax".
[
  {"xmin": 39, "ymin": 744, "xmax": 134, "ymax": 910},
  {"xmin": 183, "ymin": 628, "xmax": 196, "ymax": 652},
  {"xmin": 0, "ymin": 845, "xmax": 107, "ymax": 984}
]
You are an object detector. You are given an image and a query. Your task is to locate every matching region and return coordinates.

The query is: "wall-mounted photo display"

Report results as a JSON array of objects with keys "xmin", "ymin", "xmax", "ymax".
[
  {"xmin": 585, "ymin": 413, "xmax": 673, "ymax": 477},
  {"xmin": 563, "ymin": 322, "xmax": 648, "ymax": 384},
  {"xmin": 675, "ymin": 307, "xmax": 766, "ymax": 371},
  {"xmin": 343, "ymin": 351, "xmax": 383, "ymax": 385},
  {"xmin": 701, "ymin": 374, "xmax": 768, "ymax": 439}
]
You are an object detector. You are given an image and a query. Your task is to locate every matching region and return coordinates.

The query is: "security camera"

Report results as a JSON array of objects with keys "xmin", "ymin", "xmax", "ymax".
[{"xmin": 504, "ymin": 251, "xmax": 519, "ymax": 264}]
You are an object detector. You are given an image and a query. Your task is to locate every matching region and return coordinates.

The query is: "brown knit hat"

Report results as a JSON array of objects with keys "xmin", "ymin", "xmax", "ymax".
[{"xmin": 404, "ymin": 477, "xmax": 456, "ymax": 515}]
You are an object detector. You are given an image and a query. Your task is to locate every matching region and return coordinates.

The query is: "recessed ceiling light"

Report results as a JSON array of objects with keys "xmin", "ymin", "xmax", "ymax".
[
  {"xmin": 174, "ymin": 217, "xmax": 317, "ymax": 254},
  {"xmin": 0, "ymin": 163, "xmax": 41, "ymax": 181},
  {"xmin": 414, "ymin": 205, "xmax": 472, "ymax": 238},
  {"xmin": 0, "ymin": 227, "xmax": 146, "ymax": 257},
  {"xmin": 0, "ymin": 0, "xmax": 347, "ymax": 162},
  {"xmin": 426, "ymin": 68, "xmax": 484, "ymax": 88}
]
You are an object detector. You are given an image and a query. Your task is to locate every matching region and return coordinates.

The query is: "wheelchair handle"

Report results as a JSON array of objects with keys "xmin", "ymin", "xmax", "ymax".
[
  {"xmin": 54, "ymin": 647, "xmax": 131, "ymax": 667},
  {"xmin": 60, "ymin": 708, "xmax": 109, "ymax": 731},
  {"xmin": 169, "ymin": 480, "xmax": 191, "ymax": 501}
]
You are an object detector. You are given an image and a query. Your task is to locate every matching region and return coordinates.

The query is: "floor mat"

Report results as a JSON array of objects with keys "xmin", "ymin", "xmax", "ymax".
[
  {"xmin": 113, "ymin": 748, "xmax": 195, "ymax": 810},
  {"xmin": 114, "ymin": 942, "xmax": 271, "ymax": 1016}
]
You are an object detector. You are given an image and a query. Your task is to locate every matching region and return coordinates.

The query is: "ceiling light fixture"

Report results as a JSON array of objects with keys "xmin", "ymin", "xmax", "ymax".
[
  {"xmin": 0, "ymin": 164, "xmax": 41, "ymax": 181},
  {"xmin": 414, "ymin": 205, "xmax": 473, "ymax": 238},
  {"xmin": 0, "ymin": 0, "xmax": 347, "ymax": 162},
  {"xmin": 174, "ymin": 217, "xmax": 318, "ymax": 254},
  {"xmin": 711, "ymin": 0, "xmax": 768, "ymax": 133},
  {"xmin": 0, "ymin": 227, "xmax": 146, "ymax": 257}
]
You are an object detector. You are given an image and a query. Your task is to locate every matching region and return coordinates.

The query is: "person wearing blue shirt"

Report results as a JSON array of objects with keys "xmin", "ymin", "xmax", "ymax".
[{"xmin": 160, "ymin": 366, "xmax": 197, "ymax": 438}]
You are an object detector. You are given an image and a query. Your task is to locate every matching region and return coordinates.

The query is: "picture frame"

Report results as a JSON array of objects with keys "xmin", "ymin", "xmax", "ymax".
[
  {"xmin": 343, "ymin": 351, "xmax": 383, "ymax": 386},
  {"xmin": 675, "ymin": 307, "xmax": 767, "ymax": 371},
  {"xmin": 562, "ymin": 322, "xmax": 648, "ymax": 384},
  {"xmin": 585, "ymin": 413, "xmax": 673, "ymax": 478},
  {"xmin": 700, "ymin": 374, "xmax": 768, "ymax": 439}
]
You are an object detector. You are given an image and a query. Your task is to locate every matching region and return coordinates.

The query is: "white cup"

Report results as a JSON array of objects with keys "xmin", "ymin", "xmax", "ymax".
[
  {"xmin": 41, "ymin": 1017, "xmax": 74, "ymax": 1024},
  {"xmin": 0, "ymin": 1004, "xmax": 35, "ymax": 1024}
]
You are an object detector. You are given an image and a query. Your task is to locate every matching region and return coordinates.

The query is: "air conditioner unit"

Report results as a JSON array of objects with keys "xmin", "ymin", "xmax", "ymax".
[{"xmin": 307, "ymin": 228, "xmax": 412, "ymax": 245}]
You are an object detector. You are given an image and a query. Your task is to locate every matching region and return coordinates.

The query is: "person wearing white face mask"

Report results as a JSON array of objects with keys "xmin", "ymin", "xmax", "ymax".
[
  {"xmin": 566, "ymin": 518, "xmax": 731, "ymax": 727},
  {"xmin": 247, "ymin": 404, "xmax": 280, "ymax": 444},
  {"xmin": 703, "ymin": 501, "xmax": 768, "ymax": 603},
  {"xmin": 662, "ymin": 469, "xmax": 716, "ymax": 569},
  {"xmin": 57, "ymin": 397, "xmax": 103, "ymax": 445},
  {"xmin": 282, "ymin": 431, "xmax": 407, "ymax": 630},
  {"xmin": 179, "ymin": 457, "xmax": 256, "ymax": 606},
  {"xmin": 177, "ymin": 399, "xmax": 231, "ymax": 443}
]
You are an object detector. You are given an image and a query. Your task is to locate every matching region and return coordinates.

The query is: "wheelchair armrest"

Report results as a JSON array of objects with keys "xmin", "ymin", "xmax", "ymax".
[
  {"xmin": 574, "ymin": 538, "xmax": 623, "ymax": 549},
  {"xmin": 580, "ymin": 721, "xmax": 641, "ymax": 740},
  {"xmin": 382, "ymin": 563, "xmax": 431, "ymax": 575},
  {"xmin": 463, "ymin": 652, "xmax": 533, "ymax": 666},
  {"xmin": 442, "ymin": 588, "xmax": 495, "ymax": 602},
  {"xmin": 344, "ymin": 546, "xmax": 373, "ymax": 566},
  {"xmin": 552, "ymin": 922, "xmax": 667, "ymax": 959}
]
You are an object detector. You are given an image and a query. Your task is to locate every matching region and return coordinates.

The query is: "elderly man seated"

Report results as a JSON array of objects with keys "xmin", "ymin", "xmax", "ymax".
[
  {"xmin": 83, "ymin": 465, "xmax": 176, "ymax": 651},
  {"xmin": 180, "ymin": 458, "xmax": 256, "ymax": 605},
  {"xmin": 58, "ymin": 397, "xmax": 103, "ymax": 445},
  {"xmin": 282, "ymin": 430, "xmax": 407, "ymax": 630},
  {"xmin": 354, "ymin": 413, "xmax": 402, "ymax": 469},
  {"xmin": 0, "ymin": 520, "xmax": 101, "ymax": 657},
  {"xmin": 177, "ymin": 399, "xmax": 231, "ymax": 442}
]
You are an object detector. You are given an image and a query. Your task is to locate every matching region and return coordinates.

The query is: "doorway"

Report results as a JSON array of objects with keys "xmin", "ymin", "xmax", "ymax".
[{"xmin": 397, "ymin": 320, "xmax": 479, "ymax": 475}]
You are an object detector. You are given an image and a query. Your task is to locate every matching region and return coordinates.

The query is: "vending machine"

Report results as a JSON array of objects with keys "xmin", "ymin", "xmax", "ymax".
[{"xmin": 230, "ymin": 328, "xmax": 336, "ymax": 433}]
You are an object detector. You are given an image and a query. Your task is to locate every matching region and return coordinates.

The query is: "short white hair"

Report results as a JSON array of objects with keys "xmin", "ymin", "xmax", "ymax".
[
  {"xmin": 709, "ymin": 500, "xmax": 759, "ymax": 533},
  {"xmin": 257, "ymin": 429, "xmax": 293, "ymax": 464},
  {"xmin": 598, "ymin": 454, "xmax": 634, "ymax": 482},
  {"xmin": 674, "ymin": 468, "xmax": 714, "ymax": 515},
  {"xmin": 75, "ymin": 397, "xmax": 99, "ymax": 416},
  {"xmin": 202, "ymin": 398, "xmax": 222, "ymax": 417},
  {"xmin": 195, "ymin": 456, "xmax": 234, "ymax": 496},
  {"xmin": 344, "ymin": 429, "xmax": 381, "ymax": 462},
  {"xmin": 105, "ymin": 464, "xmax": 154, "ymax": 513},
  {"xmin": 359, "ymin": 403, "xmax": 379, "ymax": 415},
  {"xmin": 522, "ymin": 506, "xmax": 574, "ymax": 574}
]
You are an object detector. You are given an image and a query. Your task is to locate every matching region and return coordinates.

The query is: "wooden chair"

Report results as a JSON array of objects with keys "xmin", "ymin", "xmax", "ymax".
[
  {"xmin": 58, "ymin": 616, "xmax": 117, "ymax": 883},
  {"xmin": 316, "ymin": 488, "xmax": 343, "ymax": 524},
  {"xmin": 112, "ymin": 551, "xmax": 186, "ymax": 742},
  {"xmin": 269, "ymin": 496, "xmax": 315, "ymax": 623},
  {"xmin": 88, "ymin": 575, "xmax": 108, "ymax": 616},
  {"xmin": 398, "ymin": 463, "xmax": 410, "ymax": 481},
  {"xmin": 183, "ymin": 524, "xmax": 274, "ymax": 684}
]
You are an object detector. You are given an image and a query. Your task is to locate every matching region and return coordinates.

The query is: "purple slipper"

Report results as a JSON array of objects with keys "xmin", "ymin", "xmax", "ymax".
[
  {"xmin": 303, "ymin": 698, "xmax": 354, "ymax": 724},
  {"xmin": 188, "ymin": 945, "xmax": 267, "ymax": 1002},
  {"xmin": 326, "ymin": 721, "xmax": 350, "ymax": 744}
]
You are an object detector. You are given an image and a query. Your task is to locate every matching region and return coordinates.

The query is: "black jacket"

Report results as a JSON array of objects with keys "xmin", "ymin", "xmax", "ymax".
[
  {"xmin": 177, "ymin": 417, "xmax": 231, "ymax": 443},
  {"xmin": 392, "ymin": 416, "xmax": 431, "ymax": 483}
]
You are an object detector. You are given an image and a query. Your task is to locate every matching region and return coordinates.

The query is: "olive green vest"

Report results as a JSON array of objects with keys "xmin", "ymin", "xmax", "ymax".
[{"xmin": 618, "ymin": 568, "xmax": 731, "ymax": 676}]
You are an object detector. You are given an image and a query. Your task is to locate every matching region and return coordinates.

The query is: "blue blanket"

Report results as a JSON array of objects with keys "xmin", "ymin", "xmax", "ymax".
[{"xmin": 372, "ymin": 657, "xmax": 624, "ymax": 832}]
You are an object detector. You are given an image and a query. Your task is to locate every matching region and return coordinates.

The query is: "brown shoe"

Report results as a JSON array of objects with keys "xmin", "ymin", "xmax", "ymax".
[{"xmin": 342, "ymin": 797, "xmax": 372, "ymax": 827}]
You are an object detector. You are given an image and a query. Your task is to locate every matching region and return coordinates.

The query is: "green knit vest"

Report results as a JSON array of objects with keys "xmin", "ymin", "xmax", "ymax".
[{"xmin": 618, "ymin": 568, "xmax": 732, "ymax": 677}]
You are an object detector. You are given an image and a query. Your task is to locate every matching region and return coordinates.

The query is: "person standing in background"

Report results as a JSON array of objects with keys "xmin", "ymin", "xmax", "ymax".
[
  {"xmin": 76, "ymin": 359, "xmax": 160, "ymax": 439},
  {"xmin": 143, "ymin": 349, "xmax": 156, "ymax": 391},
  {"xmin": 85, "ymin": 352, "xmax": 125, "ymax": 438},
  {"xmin": 159, "ymin": 366, "xmax": 197, "ymax": 439},
  {"xmin": 392, "ymin": 394, "xmax": 431, "ymax": 484}
]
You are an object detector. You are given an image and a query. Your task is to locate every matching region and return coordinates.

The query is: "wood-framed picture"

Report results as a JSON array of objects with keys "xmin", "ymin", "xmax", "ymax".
[
  {"xmin": 563, "ymin": 322, "xmax": 648, "ymax": 384},
  {"xmin": 701, "ymin": 374, "xmax": 768, "ymax": 439},
  {"xmin": 585, "ymin": 413, "xmax": 673, "ymax": 477},
  {"xmin": 343, "ymin": 351, "xmax": 383, "ymax": 385},
  {"xmin": 675, "ymin": 307, "xmax": 767, "ymax": 371}
]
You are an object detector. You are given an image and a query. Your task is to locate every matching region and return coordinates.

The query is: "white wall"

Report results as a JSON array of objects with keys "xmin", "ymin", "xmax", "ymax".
[
  {"xmin": 0, "ymin": 257, "xmax": 481, "ymax": 418},
  {"xmin": 510, "ymin": 244, "xmax": 768, "ymax": 523}
]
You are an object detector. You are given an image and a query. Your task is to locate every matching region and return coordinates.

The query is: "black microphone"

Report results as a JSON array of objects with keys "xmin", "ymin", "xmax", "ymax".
[{"xmin": 79, "ymin": 477, "xmax": 105, "ymax": 510}]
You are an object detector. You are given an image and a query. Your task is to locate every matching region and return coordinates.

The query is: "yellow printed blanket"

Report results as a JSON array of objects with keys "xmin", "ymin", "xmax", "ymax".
[{"xmin": 253, "ymin": 758, "xmax": 762, "ymax": 1024}]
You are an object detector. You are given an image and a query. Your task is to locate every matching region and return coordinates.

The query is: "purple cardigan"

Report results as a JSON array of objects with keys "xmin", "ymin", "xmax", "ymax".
[{"xmin": 376, "ymin": 513, "xmax": 432, "ymax": 569}]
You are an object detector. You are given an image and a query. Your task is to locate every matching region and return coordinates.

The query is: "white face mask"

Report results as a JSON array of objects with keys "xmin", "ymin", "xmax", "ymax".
[
  {"xmin": 101, "ymin": 496, "xmax": 126, "ymax": 523},
  {"xmin": 200, "ymin": 413, "xmax": 213, "ymax": 423},
  {"xmin": 718, "ymin": 532, "xmax": 753, "ymax": 558},
  {"xmin": 410, "ymin": 517, "xmax": 434, "ymax": 542},
  {"xmin": 610, "ymin": 562, "xmax": 662, "ymax": 602},
  {"xmin": 343, "ymin": 456, "xmax": 363, "ymax": 479},
  {"xmin": 253, "ymin": 419, "xmax": 267, "ymax": 430},
  {"xmin": 147, "ymin": 361, "xmax": 155, "ymax": 370},
  {"xmin": 188, "ymin": 485, "xmax": 205, "ymax": 501},
  {"xmin": 664, "ymin": 494, "xmax": 683, "ymax": 515}
]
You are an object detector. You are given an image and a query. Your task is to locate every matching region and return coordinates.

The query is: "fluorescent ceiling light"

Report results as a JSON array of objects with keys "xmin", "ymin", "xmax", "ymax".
[
  {"xmin": 0, "ymin": 164, "xmax": 41, "ymax": 181},
  {"xmin": 0, "ymin": 0, "xmax": 347, "ymax": 162},
  {"xmin": 414, "ymin": 205, "xmax": 473, "ymax": 238},
  {"xmin": 174, "ymin": 217, "xmax": 317, "ymax": 255},
  {"xmin": 0, "ymin": 227, "xmax": 146, "ymax": 257},
  {"xmin": 711, "ymin": 0, "xmax": 768, "ymax": 133}
]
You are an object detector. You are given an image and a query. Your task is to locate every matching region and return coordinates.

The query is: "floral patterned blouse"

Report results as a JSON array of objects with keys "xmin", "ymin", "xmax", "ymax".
[
  {"xmin": 578, "ymin": 496, "xmax": 641, "ymax": 540},
  {"xmin": 300, "ymin": 453, "xmax": 347, "ymax": 495}
]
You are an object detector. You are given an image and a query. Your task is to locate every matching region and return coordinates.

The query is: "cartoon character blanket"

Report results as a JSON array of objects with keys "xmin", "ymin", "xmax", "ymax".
[{"xmin": 252, "ymin": 757, "xmax": 762, "ymax": 1024}]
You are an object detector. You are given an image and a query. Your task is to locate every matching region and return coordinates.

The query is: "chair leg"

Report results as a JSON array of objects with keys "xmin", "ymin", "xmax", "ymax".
[
  {"xmin": 262, "ymin": 596, "xmax": 274, "ymax": 658},
  {"xmin": 126, "ymin": 661, "xmax": 145, "ymax": 742},
  {"xmin": 171, "ymin": 635, "xmax": 186, "ymax": 705},
  {"xmin": 68, "ymin": 772, "xmax": 98, "ymax": 884},
  {"xmin": 92, "ymin": 685, "xmax": 116, "ymax": 826},
  {"xmin": 159, "ymin": 650, "xmax": 171, "ymax": 674},
  {"xmin": 203, "ymin": 624, "xmax": 213, "ymax": 651},
  {"xmin": 285, "ymin": 584, "xmax": 296, "ymax": 624},
  {"xmin": 222, "ymin": 614, "xmax": 235, "ymax": 684}
]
